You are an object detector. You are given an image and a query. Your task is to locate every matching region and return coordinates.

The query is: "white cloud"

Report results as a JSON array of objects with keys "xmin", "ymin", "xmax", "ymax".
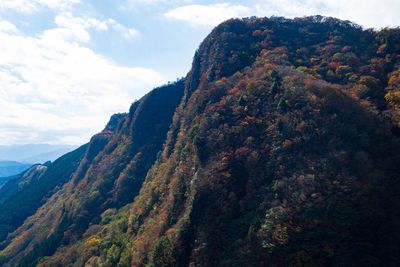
[
  {"xmin": 0, "ymin": 18, "xmax": 164, "ymax": 145},
  {"xmin": 106, "ymin": 18, "xmax": 140, "ymax": 39},
  {"xmin": 122, "ymin": 0, "xmax": 192, "ymax": 10},
  {"xmin": 0, "ymin": 20, "xmax": 18, "ymax": 33},
  {"xmin": 164, "ymin": 1, "xmax": 399, "ymax": 29},
  {"xmin": 253, "ymin": 0, "xmax": 400, "ymax": 29},
  {"xmin": 253, "ymin": 0, "xmax": 327, "ymax": 18},
  {"xmin": 49, "ymin": 13, "xmax": 139, "ymax": 43},
  {"xmin": 322, "ymin": 0, "xmax": 400, "ymax": 28},
  {"xmin": 125, "ymin": 0, "xmax": 168, "ymax": 6},
  {"xmin": 0, "ymin": 0, "xmax": 79, "ymax": 13},
  {"xmin": 165, "ymin": 3, "xmax": 251, "ymax": 26}
]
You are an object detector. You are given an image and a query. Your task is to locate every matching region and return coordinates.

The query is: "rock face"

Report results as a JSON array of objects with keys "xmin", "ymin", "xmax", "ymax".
[{"xmin": 1, "ymin": 16, "xmax": 400, "ymax": 267}]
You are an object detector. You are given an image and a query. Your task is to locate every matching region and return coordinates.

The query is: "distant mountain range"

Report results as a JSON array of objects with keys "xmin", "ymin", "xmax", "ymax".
[
  {"xmin": 0, "ymin": 144, "xmax": 76, "ymax": 164},
  {"xmin": 0, "ymin": 161, "xmax": 31, "ymax": 176},
  {"xmin": 0, "ymin": 161, "xmax": 32, "ymax": 184}
]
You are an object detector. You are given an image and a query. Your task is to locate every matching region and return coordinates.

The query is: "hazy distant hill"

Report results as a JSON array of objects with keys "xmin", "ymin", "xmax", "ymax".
[
  {"xmin": 0, "ymin": 144, "xmax": 76, "ymax": 164},
  {"xmin": 0, "ymin": 161, "xmax": 31, "ymax": 178}
]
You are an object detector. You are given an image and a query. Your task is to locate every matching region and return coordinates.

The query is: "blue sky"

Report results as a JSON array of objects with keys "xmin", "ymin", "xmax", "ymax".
[{"xmin": 0, "ymin": 0, "xmax": 399, "ymax": 146}]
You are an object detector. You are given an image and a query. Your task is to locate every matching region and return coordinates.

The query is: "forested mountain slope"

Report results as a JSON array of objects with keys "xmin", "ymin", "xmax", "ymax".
[
  {"xmin": 0, "ymin": 81, "xmax": 184, "ymax": 266},
  {"xmin": 1, "ymin": 16, "xmax": 400, "ymax": 267},
  {"xmin": 0, "ymin": 147, "xmax": 86, "ymax": 244}
]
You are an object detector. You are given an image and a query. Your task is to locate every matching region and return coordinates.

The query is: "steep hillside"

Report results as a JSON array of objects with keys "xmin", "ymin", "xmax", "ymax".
[
  {"xmin": 1, "ymin": 16, "xmax": 400, "ymax": 266},
  {"xmin": 126, "ymin": 62, "xmax": 400, "ymax": 266},
  {"xmin": 0, "ymin": 80, "xmax": 184, "ymax": 266},
  {"xmin": 0, "ymin": 146, "xmax": 86, "ymax": 244}
]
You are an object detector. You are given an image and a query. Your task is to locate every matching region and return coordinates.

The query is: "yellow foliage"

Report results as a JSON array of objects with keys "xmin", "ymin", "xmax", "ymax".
[
  {"xmin": 85, "ymin": 236, "xmax": 101, "ymax": 247},
  {"xmin": 385, "ymin": 90, "xmax": 400, "ymax": 107},
  {"xmin": 388, "ymin": 69, "xmax": 400, "ymax": 88}
]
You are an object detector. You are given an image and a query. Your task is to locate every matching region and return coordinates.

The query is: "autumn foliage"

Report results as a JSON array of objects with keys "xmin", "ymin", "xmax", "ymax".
[{"xmin": 1, "ymin": 16, "xmax": 400, "ymax": 267}]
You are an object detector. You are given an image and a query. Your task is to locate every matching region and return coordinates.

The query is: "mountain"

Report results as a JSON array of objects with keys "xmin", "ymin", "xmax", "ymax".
[
  {"xmin": 0, "ymin": 144, "xmax": 76, "ymax": 164},
  {"xmin": 1, "ymin": 16, "xmax": 400, "ymax": 266},
  {"xmin": 0, "ymin": 80, "xmax": 185, "ymax": 266}
]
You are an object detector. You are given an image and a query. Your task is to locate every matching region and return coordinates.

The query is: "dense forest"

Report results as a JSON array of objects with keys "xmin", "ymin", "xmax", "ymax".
[{"xmin": 1, "ymin": 16, "xmax": 400, "ymax": 266}]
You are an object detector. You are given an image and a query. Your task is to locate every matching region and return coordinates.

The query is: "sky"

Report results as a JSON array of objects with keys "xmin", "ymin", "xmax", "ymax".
[{"xmin": 0, "ymin": 0, "xmax": 399, "ymax": 146}]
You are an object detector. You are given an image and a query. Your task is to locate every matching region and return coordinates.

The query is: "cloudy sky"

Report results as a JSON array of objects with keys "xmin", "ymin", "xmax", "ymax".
[{"xmin": 0, "ymin": 0, "xmax": 399, "ymax": 146}]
